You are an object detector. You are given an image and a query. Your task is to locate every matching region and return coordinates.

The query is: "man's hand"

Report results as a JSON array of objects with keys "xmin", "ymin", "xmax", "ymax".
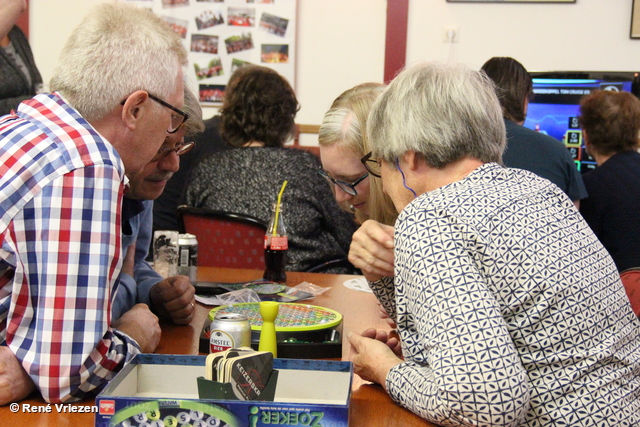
[
  {"xmin": 348, "ymin": 330, "xmax": 403, "ymax": 390},
  {"xmin": 349, "ymin": 220, "xmax": 395, "ymax": 282},
  {"xmin": 0, "ymin": 346, "xmax": 35, "ymax": 405},
  {"xmin": 149, "ymin": 276, "xmax": 196, "ymax": 325},
  {"xmin": 112, "ymin": 304, "xmax": 161, "ymax": 353}
]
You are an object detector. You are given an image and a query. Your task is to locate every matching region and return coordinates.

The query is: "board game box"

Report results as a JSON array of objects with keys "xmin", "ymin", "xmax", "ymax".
[{"xmin": 95, "ymin": 354, "xmax": 352, "ymax": 427}]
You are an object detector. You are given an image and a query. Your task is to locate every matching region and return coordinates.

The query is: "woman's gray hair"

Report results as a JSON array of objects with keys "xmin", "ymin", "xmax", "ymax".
[
  {"xmin": 368, "ymin": 62, "xmax": 505, "ymax": 168},
  {"xmin": 50, "ymin": 3, "xmax": 188, "ymax": 121}
]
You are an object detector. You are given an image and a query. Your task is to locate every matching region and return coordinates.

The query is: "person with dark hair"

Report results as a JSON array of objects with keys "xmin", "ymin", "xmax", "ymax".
[
  {"xmin": 185, "ymin": 65, "xmax": 357, "ymax": 273},
  {"xmin": 481, "ymin": 56, "xmax": 587, "ymax": 207},
  {"xmin": 0, "ymin": 0, "xmax": 43, "ymax": 115},
  {"xmin": 578, "ymin": 90, "xmax": 640, "ymax": 272}
]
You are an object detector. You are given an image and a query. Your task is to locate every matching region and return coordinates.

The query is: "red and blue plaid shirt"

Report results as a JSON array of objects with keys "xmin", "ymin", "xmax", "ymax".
[{"xmin": 0, "ymin": 93, "xmax": 140, "ymax": 403}]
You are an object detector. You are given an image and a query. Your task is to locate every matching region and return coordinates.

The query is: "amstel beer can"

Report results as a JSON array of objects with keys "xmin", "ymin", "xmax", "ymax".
[
  {"xmin": 209, "ymin": 312, "xmax": 252, "ymax": 353},
  {"xmin": 178, "ymin": 233, "xmax": 198, "ymax": 282}
]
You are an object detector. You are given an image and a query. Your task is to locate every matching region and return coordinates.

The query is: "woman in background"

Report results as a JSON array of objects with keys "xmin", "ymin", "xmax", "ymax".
[
  {"xmin": 578, "ymin": 90, "xmax": 640, "ymax": 273},
  {"xmin": 185, "ymin": 65, "xmax": 357, "ymax": 273},
  {"xmin": 318, "ymin": 82, "xmax": 397, "ymax": 226},
  {"xmin": 0, "ymin": 0, "xmax": 42, "ymax": 115}
]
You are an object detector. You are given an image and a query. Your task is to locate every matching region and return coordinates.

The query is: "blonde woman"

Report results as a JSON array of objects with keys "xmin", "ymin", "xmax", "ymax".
[{"xmin": 318, "ymin": 83, "xmax": 397, "ymax": 226}]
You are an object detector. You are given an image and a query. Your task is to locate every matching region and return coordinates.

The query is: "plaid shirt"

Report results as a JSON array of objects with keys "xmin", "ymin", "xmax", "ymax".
[{"xmin": 0, "ymin": 93, "xmax": 140, "ymax": 403}]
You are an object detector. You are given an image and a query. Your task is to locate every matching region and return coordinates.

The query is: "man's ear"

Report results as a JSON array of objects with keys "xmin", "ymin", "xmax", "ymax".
[{"xmin": 121, "ymin": 90, "xmax": 149, "ymax": 130}]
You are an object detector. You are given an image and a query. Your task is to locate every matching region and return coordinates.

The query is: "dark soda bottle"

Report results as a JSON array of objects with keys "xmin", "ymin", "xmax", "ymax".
[{"xmin": 263, "ymin": 202, "xmax": 288, "ymax": 283}]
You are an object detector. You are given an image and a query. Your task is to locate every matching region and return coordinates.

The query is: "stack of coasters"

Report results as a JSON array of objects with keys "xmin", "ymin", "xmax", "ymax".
[{"xmin": 204, "ymin": 348, "xmax": 274, "ymax": 401}]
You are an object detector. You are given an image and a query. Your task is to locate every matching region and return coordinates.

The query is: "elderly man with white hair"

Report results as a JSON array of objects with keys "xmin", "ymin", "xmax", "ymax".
[{"xmin": 0, "ymin": 3, "xmax": 188, "ymax": 403}]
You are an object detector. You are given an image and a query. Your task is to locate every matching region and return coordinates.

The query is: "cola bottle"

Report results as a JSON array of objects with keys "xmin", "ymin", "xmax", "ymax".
[{"xmin": 263, "ymin": 202, "xmax": 288, "ymax": 283}]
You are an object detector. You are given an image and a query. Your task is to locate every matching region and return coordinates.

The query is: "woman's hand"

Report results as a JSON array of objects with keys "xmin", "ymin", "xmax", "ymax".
[{"xmin": 349, "ymin": 220, "xmax": 395, "ymax": 282}]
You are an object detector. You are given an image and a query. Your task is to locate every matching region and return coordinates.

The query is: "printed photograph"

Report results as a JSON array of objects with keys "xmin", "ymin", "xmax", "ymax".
[
  {"xmin": 196, "ymin": 9, "xmax": 224, "ymax": 30},
  {"xmin": 261, "ymin": 44, "xmax": 288, "ymax": 63},
  {"xmin": 259, "ymin": 12, "xmax": 288, "ymax": 37},
  {"xmin": 230, "ymin": 58, "xmax": 254, "ymax": 74},
  {"xmin": 191, "ymin": 34, "xmax": 219, "ymax": 54},
  {"xmin": 194, "ymin": 58, "xmax": 224, "ymax": 80},
  {"xmin": 225, "ymin": 32, "xmax": 254, "ymax": 54},
  {"xmin": 247, "ymin": 0, "xmax": 274, "ymax": 3},
  {"xmin": 162, "ymin": 0, "xmax": 190, "ymax": 8},
  {"xmin": 162, "ymin": 16, "xmax": 189, "ymax": 39},
  {"xmin": 228, "ymin": 7, "xmax": 256, "ymax": 27},
  {"xmin": 200, "ymin": 84, "xmax": 226, "ymax": 104},
  {"xmin": 197, "ymin": 0, "xmax": 224, "ymax": 2}
]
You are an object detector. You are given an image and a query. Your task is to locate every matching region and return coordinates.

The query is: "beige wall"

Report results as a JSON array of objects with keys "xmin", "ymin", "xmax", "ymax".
[{"xmin": 29, "ymin": 0, "xmax": 640, "ymax": 147}]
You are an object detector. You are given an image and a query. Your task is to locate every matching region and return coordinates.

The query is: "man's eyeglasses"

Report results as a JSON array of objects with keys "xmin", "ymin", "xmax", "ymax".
[
  {"xmin": 120, "ymin": 92, "xmax": 189, "ymax": 134},
  {"xmin": 318, "ymin": 168, "xmax": 368, "ymax": 196},
  {"xmin": 150, "ymin": 140, "xmax": 195, "ymax": 163},
  {"xmin": 360, "ymin": 152, "xmax": 381, "ymax": 177}
]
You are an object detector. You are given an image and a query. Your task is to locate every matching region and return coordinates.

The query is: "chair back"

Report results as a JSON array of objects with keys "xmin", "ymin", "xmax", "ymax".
[
  {"xmin": 177, "ymin": 206, "xmax": 267, "ymax": 270},
  {"xmin": 620, "ymin": 267, "xmax": 640, "ymax": 317}
]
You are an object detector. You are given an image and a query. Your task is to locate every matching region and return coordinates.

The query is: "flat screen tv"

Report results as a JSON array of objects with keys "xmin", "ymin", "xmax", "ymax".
[{"xmin": 522, "ymin": 71, "xmax": 640, "ymax": 173}]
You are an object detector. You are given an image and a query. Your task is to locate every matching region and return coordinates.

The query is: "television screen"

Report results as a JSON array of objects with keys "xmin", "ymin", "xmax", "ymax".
[{"xmin": 523, "ymin": 71, "xmax": 640, "ymax": 173}]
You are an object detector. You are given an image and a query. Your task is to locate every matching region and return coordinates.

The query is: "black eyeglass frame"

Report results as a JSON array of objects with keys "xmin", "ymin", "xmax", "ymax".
[
  {"xmin": 120, "ymin": 92, "xmax": 189, "ymax": 134},
  {"xmin": 150, "ymin": 140, "xmax": 195, "ymax": 163},
  {"xmin": 317, "ymin": 168, "xmax": 369, "ymax": 196},
  {"xmin": 360, "ymin": 152, "xmax": 382, "ymax": 178}
]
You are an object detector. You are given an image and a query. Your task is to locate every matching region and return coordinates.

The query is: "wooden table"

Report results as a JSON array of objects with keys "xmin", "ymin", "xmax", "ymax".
[{"xmin": 1, "ymin": 267, "xmax": 432, "ymax": 426}]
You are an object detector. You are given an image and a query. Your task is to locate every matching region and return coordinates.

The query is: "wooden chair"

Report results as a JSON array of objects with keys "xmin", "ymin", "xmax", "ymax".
[
  {"xmin": 290, "ymin": 124, "xmax": 321, "ymax": 157},
  {"xmin": 177, "ymin": 205, "xmax": 267, "ymax": 270}
]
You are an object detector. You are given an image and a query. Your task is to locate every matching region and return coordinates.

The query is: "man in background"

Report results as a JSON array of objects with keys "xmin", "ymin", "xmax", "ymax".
[
  {"xmin": 481, "ymin": 56, "xmax": 587, "ymax": 207},
  {"xmin": 0, "ymin": 3, "xmax": 187, "ymax": 403}
]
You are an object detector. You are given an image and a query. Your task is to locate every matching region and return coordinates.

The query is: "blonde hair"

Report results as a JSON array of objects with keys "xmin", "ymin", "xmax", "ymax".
[
  {"xmin": 319, "ymin": 83, "xmax": 397, "ymax": 225},
  {"xmin": 50, "ymin": 3, "xmax": 188, "ymax": 121}
]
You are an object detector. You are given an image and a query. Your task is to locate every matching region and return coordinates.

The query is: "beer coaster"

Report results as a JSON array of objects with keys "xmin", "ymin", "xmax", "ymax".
[{"xmin": 209, "ymin": 302, "xmax": 342, "ymax": 332}]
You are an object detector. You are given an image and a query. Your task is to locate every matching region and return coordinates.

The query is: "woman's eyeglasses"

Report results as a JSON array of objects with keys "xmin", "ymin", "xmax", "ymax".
[
  {"xmin": 317, "ymin": 169, "xmax": 369, "ymax": 196},
  {"xmin": 360, "ymin": 152, "xmax": 381, "ymax": 177}
]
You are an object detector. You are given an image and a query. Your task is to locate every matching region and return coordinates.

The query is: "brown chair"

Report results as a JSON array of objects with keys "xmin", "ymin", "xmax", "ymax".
[{"xmin": 177, "ymin": 205, "xmax": 267, "ymax": 270}]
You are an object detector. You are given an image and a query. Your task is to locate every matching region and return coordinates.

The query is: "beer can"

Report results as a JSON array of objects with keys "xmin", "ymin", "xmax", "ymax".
[
  {"xmin": 153, "ymin": 230, "xmax": 179, "ymax": 278},
  {"xmin": 209, "ymin": 312, "xmax": 251, "ymax": 353},
  {"xmin": 178, "ymin": 233, "xmax": 198, "ymax": 282}
]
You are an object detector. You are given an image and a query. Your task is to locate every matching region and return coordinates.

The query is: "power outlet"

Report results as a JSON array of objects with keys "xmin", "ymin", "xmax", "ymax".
[{"xmin": 443, "ymin": 27, "xmax": 459, "ymax": 43}]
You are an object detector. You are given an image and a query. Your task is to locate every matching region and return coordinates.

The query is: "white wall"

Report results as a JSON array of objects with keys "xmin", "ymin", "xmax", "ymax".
[
  {"xmin": 28, "ymin": 0, "xmax": 640, "ymax": 147},
  {"xmin": 407, "ymin": 0, "xmax": 640, "ymax": 72}
]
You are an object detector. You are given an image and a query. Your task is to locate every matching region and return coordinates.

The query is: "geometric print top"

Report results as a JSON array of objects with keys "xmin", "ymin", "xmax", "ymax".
[
  {"xmin": 0, "ymin": 93, "xmax": 139, "ymax": 403},
  {"xmin": 370, "ymin": 163, "xmax": 640, "ymax": 426}
]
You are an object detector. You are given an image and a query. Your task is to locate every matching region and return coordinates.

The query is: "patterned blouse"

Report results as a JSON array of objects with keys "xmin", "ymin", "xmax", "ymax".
[{"xmin": 371, "ymin": 163, "xmax": 640, "ymax": 426}]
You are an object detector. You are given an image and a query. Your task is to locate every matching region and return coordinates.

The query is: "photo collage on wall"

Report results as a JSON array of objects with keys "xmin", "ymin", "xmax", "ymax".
[{"xmin": 122, "ymin": 0, "xmax": 297, "ymax": 105}]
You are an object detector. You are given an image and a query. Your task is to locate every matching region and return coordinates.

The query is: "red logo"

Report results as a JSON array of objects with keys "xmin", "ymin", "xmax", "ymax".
[{"xmin": 99, "ymin": 400, "xmax": 115, "ymax": 415}]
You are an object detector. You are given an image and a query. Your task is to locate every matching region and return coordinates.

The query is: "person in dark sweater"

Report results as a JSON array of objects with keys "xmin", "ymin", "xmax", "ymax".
[
  {"xmin": 185, "ymin": 65, "xmax": 357, "ymax": 273},
  {"xmin": 578, "ymin": 90, "xmax": 640, "ymax": 272},
  {"xmin": 481, "ymin": 57, "xmax": 587, "ymax": 207},
  {"xmin": 0, "ymin": 0, "xmax": 43, "ymax": 115}
]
